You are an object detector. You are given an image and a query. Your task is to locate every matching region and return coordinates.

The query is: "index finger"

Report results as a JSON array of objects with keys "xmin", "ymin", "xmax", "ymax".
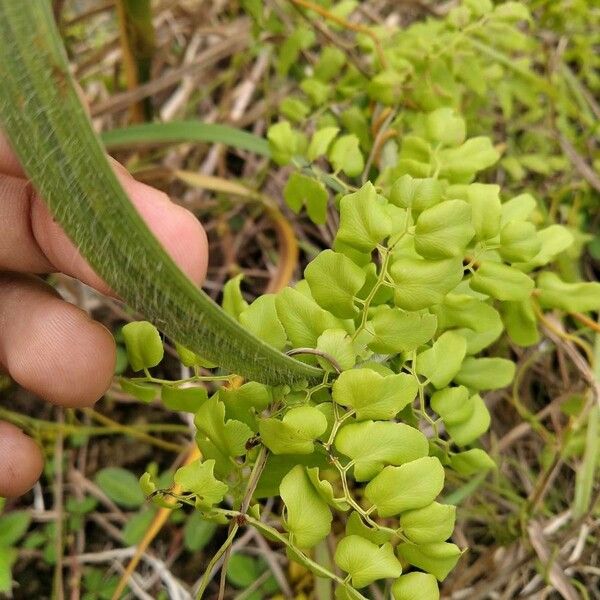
[{"xmin": 0, "ymin": 131, "xmax": 209, "ymax": 294}]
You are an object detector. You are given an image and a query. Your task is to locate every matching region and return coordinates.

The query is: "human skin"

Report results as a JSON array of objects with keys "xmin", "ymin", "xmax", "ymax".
[{"xmin": 0, "ymin": 131, "xmax": 209, "ymax": 497}]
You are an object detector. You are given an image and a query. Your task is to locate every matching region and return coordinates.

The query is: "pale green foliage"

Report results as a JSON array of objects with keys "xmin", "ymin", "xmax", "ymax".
[
  {"xmin": 317, "ymin": 329, "xmax": 356, "ymax": 371},
  {"xmin": 414, "ymin": 200, "xmax": 475, "ymax": 259},
  {"xmin": 260, "ymin": 406, "xmax": 327, "ymax": 454},
  {"xmin": 335, "ymin": 421, "xmax": 428, "ymax": 481},
  {"xmin": 426, "ymin": 108, "xmax": 466, "ymax": 147},
  {"xmin": 194, "ymin": 396, "xmax": 253, "ymax": 458},
  {"xmin": 284, "ymin": 172, "xmax": 329, "ymax": 224},
  {"xmin": 267, "ymin": 121, "xmax": 306, "ymax": 165},
  {"xmin": 305, "ymin": 250, "xmax": 366, "ymax": 318},
  {"xmin": 334, "ymin": 536, "xmax": 402, "ymax": 588},
  {"xmin": 365, "ymin": 457, "xmax": 445, "ymax": 517},
  {"xmin": 368, "ymin": 307, "xmax": 437, "ymax": 353},
  {"xmin": 392, "ymin": 572, "xmax": 439, "ymax": 600},
  {"xmin": 450, "ymin": 449, "xmax": 496, "ymax": 475},
  {"xmin": 116, "ymin": 1, "xmax": 596, "ymax": 594},
  {"xmin": 161, "ymin": 384, "xmax": 207, "ymax": 413},
  {"xmin": 222, "ymin": 274, "xmax": 248, "ymax": 319},
  {"xmin": 239, "ymin": 294, "xmax": 287, "ymax": 350},
  {"xmin": 397, "ymin": 542, "xmax": 462, "ymax": 582},
  {"xmin": 449, "ymin": 183, "xmax": 501, "ymax": 241},
  {"xmin": 332, "ymin": 369, "xmax": 418, "ymax": 420},
  {"xmin": 306, "ymin": 468, "xmax": 350, "ymax": 511},
  {"xmin": 500, "ymin": 221, "xmax": 541, "ymax": 263},
  {"xmin": 3, "ymin": 0, "xmax": 596, "ymax": 596},
  {"xmin": 280, "ymin": 466, "xmax": 332, "ymax": 548},
  {"xmin": 537, "ymin": 273, "xmax": 600, "ymax": 312},
  {"xmin": 122, "ymin": 321, "xmax": 164, "ymax": 371},
  {"xmin": 416, "ymin": 331, "xmax": 467, "ymax": 389},
  {"xmin": 329, "ymin": 134, "xmax": 364, "ymax": 177},
  {"xmin": 389, "ymin": 175, "xmax": 442, "ymax": 213},
  {"xmin": 274, "ymin": 287, "xmax": 339, "ymax": 348},
  {"xmin": 400, "ymin": 502, "xmax": 456, "ymax": 544},
  {"xmin": 454, "ymin": 357, "xmax": 516, "ymax": 391},
  {"xmin": 308, "ymin": 126, "xmax": 340, "ymax": 160},
  {"xmin": 336, "ymin": 183, "xmax": 391, "ymax": 252},
  {"xmin": 470, "ymin": 261, "xmax": 534, "ymax": 301},
  {"xmin": 174, "ymin": 460, "xmax": 228, "ymax": 509},
  {"xmin": 390, "ymin": 258, "xmax": 463, "ymax": 310}
]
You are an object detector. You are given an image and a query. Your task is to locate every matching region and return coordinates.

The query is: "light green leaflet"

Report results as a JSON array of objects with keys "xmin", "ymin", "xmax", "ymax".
[
  {"xmin": 416, "ymin": 331, "xmax": 467, "ymax": 389},
  {"xmin": 335, "ymin": 421, "xmax": 429, "ymax": 481},
  {"xmin": 194, "ymin": 397, "xmax": 253, "ymax": 458},
  {"xmin": 365, "ymin": 457, "xmax": 445, "ymax": 517},
  {"xmin": 332, "ymin": 369, "xmax": 418, "ymax": 420},
  {"xmin": 174, "ymin": 459, "xmax": 228, "ymax": 509},
  {"xmin": 122, "ymin": 321, "xmax": 164, "ymax": 372},
  {"xmin": 336, "ymin": 183, "xmax": 392, "ymax": 252},
  {"xmin": 305, "ymin": 250, "xmax": 366, "ymax": 318},
  {"xmin": 414, "ymin": 200, "xmax": 475, "ymax": 259},
  {"xmin": 334, "ymin": 536, "xmax": 402, "ymax": 588},
  {"xmin": 259, "ymin": 406, "xmax": 328, "ymax": 455},
  {"xmin": 400, "ymin": 502, "xmax": 456, "ymax": 544},
  {"xmin": 392, "ymin": 572, "xmax": 439, "ymax": 600},
  {"xmin": 280, "ymin": 465, "xmax": 332, "ymax": 548},
  {"xmin": 0, "ymin": 1, "xmax": 320, "ymax": 386},
  {"xmin": 397, "ymin": 542, "xmax": 462, "ymax": 582},
  {"xmin": 470, "ymin": 261, "xmax": 534, "ymax": 301}
]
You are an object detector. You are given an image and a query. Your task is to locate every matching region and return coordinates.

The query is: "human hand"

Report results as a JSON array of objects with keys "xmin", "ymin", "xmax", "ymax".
[{"xmin": 0, "ymin": 131, "xmax": 208, "ymax": 497}]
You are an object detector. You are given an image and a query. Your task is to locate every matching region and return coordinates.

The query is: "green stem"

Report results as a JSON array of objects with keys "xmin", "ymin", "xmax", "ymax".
[
  {"xmin": 196, "ymin": 522, "xmax": 240, "ymax": 600},
  {"xmin": 0, "ymin": 1, "xmax": 321, "ymax": 387},
  {"xmin": 211, "ymin": 508, "xmax": 366, "ymax": 597},
  {"xmin": 0, "ymin": 407, "xmax": 189, "ymax": 436},
  {"xmin": 352, "ymin": 247, "xmax": 391, "ymax": 341}
]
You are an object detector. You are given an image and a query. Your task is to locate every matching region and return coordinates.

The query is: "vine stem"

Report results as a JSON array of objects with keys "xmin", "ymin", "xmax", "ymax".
[
  {"xmin": 352, "ymin": 246, "xmax": 391, "ymax": 341},
  {"xmin": 216, "ymin": 446, "xmax": 269, "ymax": 600},
  {"xmin": 571, "ymin": 311, "xmax": 600, "ymax": 334},
  {"xmin": 324, "ymin": 405, "xmax": 354, "ymax": 449},
  {"xmin": 286, "ymin": 348, "xmax": 342, "ymax": 373},
  {"xmin": 196, "ymin": 523, "xmax": 240, "ymax": 599},
  {"xmin": 210, "ymin": 508, "xmax": 368, "ymax": 599}
]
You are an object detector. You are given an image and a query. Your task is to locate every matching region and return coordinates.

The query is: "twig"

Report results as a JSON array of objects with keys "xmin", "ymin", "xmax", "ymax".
[
  {"xmin": 558, "ymin": 135, "xmax": 600, "ymax": 194},
  {"xmin": 83, "ymin": 408, "xmax": 187, "ymax": 452},
  {"xmin": 527, "ymin": 521, "xmax": 579, "ymax": 600},
  {"xmin": 91, "ymin": 26, "xmax": 250, "ymax": 116},
  {"xmin": 74, "ymin": 548, "xmax": 191, "ymax": 600},
  {"xmin": 232, "ymin": 571, "xmax": 271, "ymax": 600}
]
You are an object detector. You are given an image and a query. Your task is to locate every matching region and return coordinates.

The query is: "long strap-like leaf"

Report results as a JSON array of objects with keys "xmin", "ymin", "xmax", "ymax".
[
  {"xmin": 0, "ymin": 1, "xmax": 320, "ymax": 386},
  {"xmin": 101, "ymin": 121, "xmax": 271, "ymax": 156}
]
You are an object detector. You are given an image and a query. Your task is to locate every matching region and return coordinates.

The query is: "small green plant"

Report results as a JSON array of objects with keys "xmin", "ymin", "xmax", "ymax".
[{"xmin": 121, "ymin": 99, "xmax": 599, "ymax": 597}]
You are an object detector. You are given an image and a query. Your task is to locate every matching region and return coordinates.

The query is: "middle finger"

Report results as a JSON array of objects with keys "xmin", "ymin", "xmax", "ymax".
[{"xmin": 0, "ymin": 273, "xmax": 116, "ymax": 407}]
